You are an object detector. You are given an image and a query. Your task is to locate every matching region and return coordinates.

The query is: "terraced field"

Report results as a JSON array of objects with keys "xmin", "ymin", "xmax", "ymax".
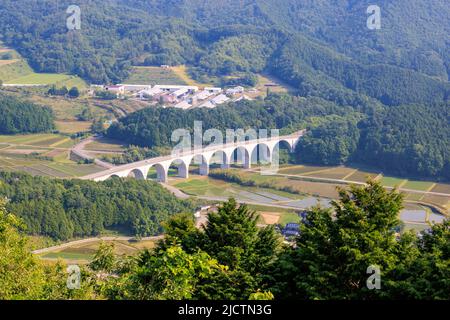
[
  {"xmin": 55, "ymin": 121, "xmax": 92, "ymax": 134},
  {"xmin": 0, "ymin": 59, "xmax": 33, "ymax": 82},
  {"xmin": 180, "ymin": 165, "xmax": 449, "ymax": 214},
  {"xmin": 380, "ymin": 176, "xmax": 407, "ymax": 188},
  {"xmin": 84, "ymin": 138, "xmax": 127, "ymax": 152},
  {"xmin": 0, "ymin": 134, "xmax": 103, "ymax": 178},
  {"xmin": 125, "ymin": 66, "xmax": 187, "ymax": 85},
  {"xmin": 39, "ymin": 239, "xmax": 158, "ymax": 264},
  {"xmin": 170, "ymin": 65, "xmax": 212, "ymax": 87}
]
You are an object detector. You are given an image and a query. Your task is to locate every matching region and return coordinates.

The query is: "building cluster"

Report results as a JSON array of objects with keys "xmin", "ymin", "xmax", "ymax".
[{"xmin": 94, "ymin": 83, "xmax": 254, "ymax": 110}]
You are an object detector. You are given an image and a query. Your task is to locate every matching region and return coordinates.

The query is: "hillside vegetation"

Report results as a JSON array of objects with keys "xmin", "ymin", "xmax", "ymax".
[
  {"xmin": 0, "ymin": 0, "xmax": 448, "ymax": 106},
  {"xmin": 0, "ymin": 172, "xmax": 195, "ymax": 240},
  {"xmin": 0, "ymin": 94, "xmax": 55, "ymax": 134}
]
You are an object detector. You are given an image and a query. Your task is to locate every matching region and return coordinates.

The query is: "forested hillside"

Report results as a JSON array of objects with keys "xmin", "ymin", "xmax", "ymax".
[
  {"xmin": 0, "ymin": 1, "xmax": 448, "ymax": 179},
  {"xmin": 0, "ymin": 94, "xmax": 55, "ymax": 134},
  {"xmin": 0, "ymin": 0, "xmax": 448, "ymax": 106},
  {"xmin": 106, "ymin": 94, "xmax": 361, "ymax": 147},
  {"xmin": 0, "ymin": 172, "xmax": 195, "ymax": 240}
]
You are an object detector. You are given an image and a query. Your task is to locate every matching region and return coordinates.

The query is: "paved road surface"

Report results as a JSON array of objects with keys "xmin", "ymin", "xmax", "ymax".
[{"xmin": 71, "ymin": 136, "xmax": 115, "ymax": 169}]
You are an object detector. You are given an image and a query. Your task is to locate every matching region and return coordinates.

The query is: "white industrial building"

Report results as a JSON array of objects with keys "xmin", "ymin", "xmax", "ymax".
[
  {"xmin": 204, "ymin": 87, "xmax": 222, "ymax": 94},
  {"xmin": 193, "ymin": 90, "xmax": 214, "ymax": 101},
  {"xmin": 226, "ymin": 86, "xmax": 245, "ymax": 95},
  {"xmin": 171, "ymin": 88, "xmax": 190, "ymax": 98},
  {"xmin": 211, "ymin": 94, "xmax": 230, "ymax": 105},
  {"xmin": 154, "ymin": 85, "xmax": 199, "ymax": 93},
  {"xmin": 118, "ymin": 84, "xmax": 152, "ymax": 93},
  {"xmin": 174, "ymin": 101, "xmax": 192, "ymax": 110},
  {"xmin": 198, "ymin": 101, "xmax": 216, "ymax": 109},
  {"xmin": 138, "ymin": 87, "xmax": 163, "ymax": 100}
]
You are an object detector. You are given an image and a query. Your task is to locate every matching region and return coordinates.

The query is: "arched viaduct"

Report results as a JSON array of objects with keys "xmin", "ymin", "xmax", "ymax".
[{"xmin": 82, "ymin": 131, "xmax": 306, "ymax": 182}]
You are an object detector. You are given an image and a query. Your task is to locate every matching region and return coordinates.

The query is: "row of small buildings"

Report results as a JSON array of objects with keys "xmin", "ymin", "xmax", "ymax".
[{"xmin": 96, "ymin": 83, "xmax": 251, "ymax": 110}]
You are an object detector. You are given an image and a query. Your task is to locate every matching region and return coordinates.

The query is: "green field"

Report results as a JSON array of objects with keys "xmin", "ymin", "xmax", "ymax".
[
  {"xmin": 278, "ymin": 165, "xmax": 334, "ymax": 175},
  {"xmin": 402, "ymin": 181, "xmax": 434, "ymax": 191},
  {"xmin": 0, "ymin": 133, "xmax": 103, "ymax": 178},
  {"xmin": 278, "ymin": 212, "xmax": 302, "ymax": 226},
  {"xmin": 5, "ymin": 73, "xmax": 86, "ymax": 86},
  {"xmin": 0, "ymin": 59, "xmax": 33, "ymax": 82},
  {"xmin": 125, "ymin": 66, "xmax": 187, "ymax": 85},
  {"xmin": 55, "ymin": 121, "xmax": 92, "ymax": 134},
  {"xmin": 39, "ymin": 239, "xmax": 158, "ymax": 263},
  {"xmin": 85, "ymin": 138, "xmax": 127, "ymax": 152},
  {"xmin": 380, "ymin": 176, "xmax": 407, "ymax": 188},
  {"xmin": 0, "ymin": 44, "xmax": 86, "ymax": 87}
]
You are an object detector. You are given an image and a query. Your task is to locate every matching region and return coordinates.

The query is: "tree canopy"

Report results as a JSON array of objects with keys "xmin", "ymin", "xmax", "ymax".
[
  {"xmin": 0, "ymin": 172, "xmax": 195, "ymax": 240},
  {"xmin": 0, "ymin": 94, "xmax": 54, "ymax": 134}
]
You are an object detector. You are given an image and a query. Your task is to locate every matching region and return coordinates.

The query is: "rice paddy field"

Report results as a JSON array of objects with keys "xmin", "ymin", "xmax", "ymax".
[
  {"xmin": 171, "ymin": 175, "xmax": 309, "ymax": 227},
  {"xmin": 0, "ymin": 134, "xmax": 104, "ymax": 178},
  {"xmin": 169, "ymin": 163, "xmax": 449, "ymax": 216},
  {"xmin": 124, "ymin": 66, "xmax": 187, "ymax": 85},
  {"xmin": 39, "ymin": 238, "xmax": 158, "ymax": 264},
  {"xmin": 84, "ymin": 138, "xmax": 127, "ymax": 152},
  {"xmin": 25, "ymin": 95, "xmax": 110, "ymax": 121},
  {"xmin": 55, "ymin": 120, "xmax": 93, "ymax": 134},
  {"xmin": 4, "ymin": 73, "xmax": 87, "ymax": 87}
]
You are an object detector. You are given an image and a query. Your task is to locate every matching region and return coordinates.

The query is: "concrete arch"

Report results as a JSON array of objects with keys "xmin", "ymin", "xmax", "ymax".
[
  {"xmin": 127, "ymin": 168, "xmax": 146, "ymax": 180},
  {"xmin": 231, "ymin": 146, "xmax": 251, "ymax": 169},
  {"xmin": 146, "ymin": 163, "xmax": 168, "ymax": 182},
  {"xmin": 276, "ymin": 139, "xmax": 295, "ymax": 153},
  {"xmin": 108, "ymin": 174, "xmax": 121, "ymax": 180},
  {"xmin": 188, "ymin": 154, "xmax": 210, "ymax": 176},
  {"xmin": 270, "ymin": 140, "xmax": 295, "ymax": 166},
  {"xmin": 168, "ymin": 158, "xmax": 189, "ymax": 179},
  {"xmin": 209, "ymin": 150, "xmax": 230, "ymax": 170},
  {"xmin": 250, "ymin": 143, "xmax": 272, "ymax": 165}
]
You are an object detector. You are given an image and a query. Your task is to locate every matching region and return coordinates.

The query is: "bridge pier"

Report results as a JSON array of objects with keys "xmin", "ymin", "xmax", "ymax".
[
  {"xmin": 178, "ymin": 163, "xmax": 189, "ymax": 179},
  {"xmin": 199, "ymin": 162, "xmax": 209, "ymax": 176},
  {"xmin": 243, "ymin": 157, "xmax": 251, "ymax": 169}
]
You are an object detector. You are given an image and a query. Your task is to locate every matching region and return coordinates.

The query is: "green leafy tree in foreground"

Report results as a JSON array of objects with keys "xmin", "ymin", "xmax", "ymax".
[
  {"xmin": 159, "ymin": 199, "xmax": 279, "ymax": 299},
  {"xmin": 268, "ymin": 180, "xmax": 450, "ymax": 300},
  {"xmin": 0, "ymin": 199, "xmax": 45, "ymax": 299},
  {"xmin": 268, "ymin": 180, "xmax": 406, "ymax": 299},
  {"xmin": 0, "ymin": 199, "xmax": 94, "ymax": 299},
  {"xmin": 90, "ymin": 242, "xmax": 116, "ymax": 273},
  {"xmin": 118, "ymin": 246, "xmax": 221, "ymax": 300}
]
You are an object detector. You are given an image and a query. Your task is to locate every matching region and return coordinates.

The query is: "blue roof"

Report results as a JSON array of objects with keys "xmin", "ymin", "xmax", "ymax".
[
  {"xmin": 285, "ymin": 223, "xmax": 300, "ymax": 229},
  {"xmin": 283, "ymin": 230, "xmax": 299, "ymax": 236}
]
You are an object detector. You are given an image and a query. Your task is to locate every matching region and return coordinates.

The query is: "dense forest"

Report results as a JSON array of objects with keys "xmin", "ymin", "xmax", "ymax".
[
  {"xmin": 0, "ymin": 0, "xmax": 448, "ymax": 106},
  {"xmin": 107, "ymin": 95, "xmax": 449, "ymax": 181},
  {"xmin": 0, "ymin": 172, "xmax": 195, "ymax": 240},
  {"xmin": 0, "ymin": 94, "xmax": 54, "ymax": 134},
  {"xmin": 2, "ymin": 182, "xmax": 449, "ymax": 300},
  {"xmin": 107, "ymin": 94, "xmax": 359, "ymax": 146},
  {"xmin": 296, "ymin": 102, "xmax": 450, "ymax": 180}
]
